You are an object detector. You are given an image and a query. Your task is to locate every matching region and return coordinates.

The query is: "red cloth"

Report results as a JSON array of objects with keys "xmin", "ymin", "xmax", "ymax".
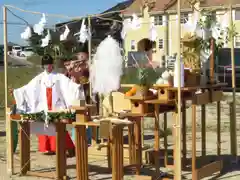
[{"xmin": 38, "ymin": 87, "xmax": 75, "ymax": 153}]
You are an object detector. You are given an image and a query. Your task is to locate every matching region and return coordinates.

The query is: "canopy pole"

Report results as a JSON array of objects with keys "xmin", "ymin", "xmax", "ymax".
[
  {"xmin": 88, "ymin": 16, "xmax": 92, "ymax": 104},
  {"xmin": 3, "ymin": 6, "xmax": 13, "ymax": 175},
  {"xmin": 229, "ymin": 4, "xmax": 238, "ymax": 163},
  {"xmin": 174, "ymin": 0, "xmax": 182, "ymax": 179}
]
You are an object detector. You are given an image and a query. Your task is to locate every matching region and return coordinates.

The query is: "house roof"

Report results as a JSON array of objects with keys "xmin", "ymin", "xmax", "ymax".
[
  {"xmin": 102, "ymin": 0, "xmax": 134, "ymax": 14},
  {"xmin": 123, "ymin": 0, "xmax": 240, "ymax": 15}
]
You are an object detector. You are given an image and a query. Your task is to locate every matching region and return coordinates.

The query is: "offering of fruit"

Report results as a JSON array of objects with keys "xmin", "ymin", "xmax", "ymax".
[
  {"xmin": 129, "ymin": 86, "xmax": 137, "ymax": 94},
  {"xmin": 125, "ymin": 91, "xmax": 132, "ymax": 96},
  {"xmin": 125, "ymin": 86, "xmax": 137, "ymax": 96},
  {"xmin": 10, "ymin": 114, "xmax": 21, "ymax": 120}
]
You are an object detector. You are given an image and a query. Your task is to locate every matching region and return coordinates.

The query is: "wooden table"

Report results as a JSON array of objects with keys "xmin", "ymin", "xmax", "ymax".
[
  {"xmin": 123, "ymin": 95, "xmax": 176, "ymax": 177},
  {"xmin": 10, "ymin": 119, "xmax": 69, "ymax": 180},
  {"xmin": 145, "ymin": 83, "xmax": 226, "ymax": 180},
  {"xmin": 73, "ymin": 121, "xmax": 129, "ymax": 180}
]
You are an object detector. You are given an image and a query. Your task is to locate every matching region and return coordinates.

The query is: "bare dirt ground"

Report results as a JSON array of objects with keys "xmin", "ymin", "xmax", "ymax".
[{"xmin": 0, "ymin": 93, "xmax": 240, "ymax": 180}]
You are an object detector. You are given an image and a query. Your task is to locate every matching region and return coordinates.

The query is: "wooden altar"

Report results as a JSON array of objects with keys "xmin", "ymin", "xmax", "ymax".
[
  {"xmin": 121, "ymin": 83, "xmax": 227, "ymax": 180},
  {"xmin": 8, "ymin": 82, "xmax": 227, "ymax": 180},
  {"xmin": 10, "ymin": 118, "xmax": 70, "ymax": 180}
]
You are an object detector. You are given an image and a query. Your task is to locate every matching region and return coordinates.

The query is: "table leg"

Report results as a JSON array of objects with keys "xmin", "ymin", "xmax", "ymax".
[
  {"xmin": 91, "ymin": 127, "xmax": 98, "ymax": 146},
  {"xmin": 19, "ymin": 122, "xmax": 30, "ymax": 175},
  {"xmin": 154, "ymin": 104, "xmax": 160, "ymax": 174},
  {"xmin": 128, "ymin": 123, "xmax": 136, "ymax": 165},
  {"xmin": 134, "ymin": 118, "xmax": 142, "ymax": 175},
  {"xmin": 201, "ymin": 105, "xmax": 206, "ymax": 157},
  {"xmin": 75, "ymin": 125, "xmax": 88, "ymax": 180},
  {"xmin": 163, "ymin": 113, "xmax": 168, "ymax": 167},
  {"xmin": 56, "ymin": 123, "xmax": 67, "ymax": 179},
  {"xmin": 217, "ymin": 101, "xmax": 221, "ymax": 156},
  {"xmin": 107, "ymin": 133, "xmax": 112, "ymax": 169},
  {"xmin": 112, "ymin": 125, "xmax": 124, "ymax": 180},
  {"xmin": 192, "ymin": 105, "xmax": 197, "ymax": 180},
  {"xmin": 182, "ymin": 102, "xmax": 187, "ymax": 166}
]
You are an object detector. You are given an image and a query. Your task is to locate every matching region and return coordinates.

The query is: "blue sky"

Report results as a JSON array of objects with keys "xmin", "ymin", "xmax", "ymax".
[{"xmin": 0, "ymin": 0, "xmax": 123, "ymax": 45}]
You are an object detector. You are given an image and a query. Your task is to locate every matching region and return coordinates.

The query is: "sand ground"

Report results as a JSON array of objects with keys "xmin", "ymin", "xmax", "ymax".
[{"xmin": 0, "ymin": 94, "xmax": 240, "ymax": 180}]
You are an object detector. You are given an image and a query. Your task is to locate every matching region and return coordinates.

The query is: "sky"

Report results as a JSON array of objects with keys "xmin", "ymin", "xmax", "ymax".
[{"xmin": 0, "ymin": 0, "xmax": 123, "ymax": 45}]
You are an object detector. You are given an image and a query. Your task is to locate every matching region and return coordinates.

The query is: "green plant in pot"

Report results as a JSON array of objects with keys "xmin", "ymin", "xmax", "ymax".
[{"xmin": 135, "ymin": 68, "xmax": 151, "ymax": 96}]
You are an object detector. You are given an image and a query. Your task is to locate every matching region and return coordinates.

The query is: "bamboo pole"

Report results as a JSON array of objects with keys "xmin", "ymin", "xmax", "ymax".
[
  {"xmin": 3, "ymin": 6, "xmax": 13, "ymax": 174},
  {"xmin": 229, "ymin": 4, "xmax": 238, "ymax": 162},
  {"xmin": 88, "ymin": 16, "xmax": 92, "ymax": 102},
  {"xmin": 175, "ymin": 0, "xmax": 182, "ymax": 179}
]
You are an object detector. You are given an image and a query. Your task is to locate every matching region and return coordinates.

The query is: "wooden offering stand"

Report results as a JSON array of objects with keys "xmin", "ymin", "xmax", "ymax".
[
  {"xmin": 191, "ymin": 84, "xmax": 225, "ymax": 180},
  {"xmin": 147, "ymin": 83, "xmax": 226, "ymax": 180},
  {"xmin": 122, "ymin": 83, "xmax": 227, "ymax": 180},
  {"xmin": 9, "ymin": 104, "xmax": 96, "ymax": 180},
  {"xmin": 124, "ymin": 92, "xmax": 176, "ymax": 177},
  {"xmin": 72, "ymin": 105, "xmax": 133, "ymax": 180},
  {"xmin": 10, "ymin": 116, "xmax": 72, "ymax": 180}
]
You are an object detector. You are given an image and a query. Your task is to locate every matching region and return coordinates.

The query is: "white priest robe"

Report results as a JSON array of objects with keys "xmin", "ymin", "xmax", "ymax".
[
  {"xmin": 13, "ymin": 71, "xmax": 85, "ymax": 152},
  {"xmin": 14, "ymin": 71, "xmax": 85, "ymax": 113}
]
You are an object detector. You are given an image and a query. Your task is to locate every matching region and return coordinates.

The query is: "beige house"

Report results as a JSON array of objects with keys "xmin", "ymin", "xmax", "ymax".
[{"xmin": 122, "ymin": 0, "xmax": 240, "ymax": 67}]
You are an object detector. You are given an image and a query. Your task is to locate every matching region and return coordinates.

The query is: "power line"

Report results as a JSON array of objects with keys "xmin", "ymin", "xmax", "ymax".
[{"xmin": 6, "ymin": 7, "xmax": 29, "ymax": 25}]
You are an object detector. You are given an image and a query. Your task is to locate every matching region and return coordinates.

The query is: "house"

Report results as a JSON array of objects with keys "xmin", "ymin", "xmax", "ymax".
[{"xmin": 122, "ymin": 0, "xmax": 240, "ymax": 67}]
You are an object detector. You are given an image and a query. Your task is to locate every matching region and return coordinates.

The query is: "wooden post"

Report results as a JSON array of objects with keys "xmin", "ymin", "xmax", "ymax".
[
  {"xmin": 201, "ymin": 105, "xmax": 206, "ymax": 157},
  {"xmin": 154, "ymin": 104, "xmax": 160, "ymax": 174},
  {"xmin": 3, "ymin": 6, "xmax": 12, "ymax": 175},
  {"xmin": 112, "ymin": 125, "xmax": 124, "ymax": 180},
  {"xmin": 75, "ymin": 125, "xmax": 88, "ymax": 180},
  {"xmin": 217, "ymin": 101, "xmax": 221, "ymax": 156},
  {"xmin": 88, "ymin": 15, "xmax": 92, "ymax": 100},
  {"xmin": 163, "ymin": 113, "xmax": 168, "ymax": 167},
  {"xmin": 55, "ymin": 123, "xmax": 67, "ymax": 179},
  {"xmin": 191, "ymin": 105, "xmax": 197, "ymax": 179},
  {"xmin": 210, "ymin": 38, "xmax": 215, "ymax": 83},
  {"xmin": 134, "ymin": 118, "xmax": 142, "ymax": 175},
  {"xmin": 6, "ymin": 109, "xmax": 14, "ymax": 175},
  {"xmin": 19, "ymin": 122, "xmax": 30, "ymax": 175},
  {"xmin": 175, "ymin": 0, "xmax": 182, "ymax": 179},
  {"xmin": 128, "ymin": 124, "xmax": 136, "ymax": 164},
  {"xmin": 229, "ymin": 4, "xmax": 238, "ymax": 161},
  {"xmin": 182, "ymin": 101, "xmax": 187, "ymax": 166},
  {"xmin": 87, "ymin": 16, "xmax": 99, "ymax": 147}
]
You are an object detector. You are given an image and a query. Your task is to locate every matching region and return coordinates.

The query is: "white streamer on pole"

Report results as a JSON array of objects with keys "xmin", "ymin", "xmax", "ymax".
[
  {"xmin": 41, "ymin": 29, "xmax": 51, "ymax": 47},
  {"xmin": 74, "ymin": 18, "xmax": 90, "ymax": 43},
  {"xmin": 60, "ymin": 25, "xmax": 70, "ymax": 41},
  {"xmin": 21, "ymin": 26, "xmax": 32, "ymax": 40},
  {"xmin": 33, "ymin": 13, "xmax": 47, "ymax": 35}
]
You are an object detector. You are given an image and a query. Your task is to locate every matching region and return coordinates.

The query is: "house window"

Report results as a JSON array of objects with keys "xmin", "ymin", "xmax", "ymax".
[
  {"xmin": 158, "ymin": 39, "xmax": 163, "ymax": 49},
  {"xmin": 181, "ymin": 13, "xmax": 188, "ymax": 24},
  {"xmin": 154, "ymin": 15, "xmax": 163, "ymax": 25},
  {"xmin": 235, "ymin": 36, "xmax": 240, "ymax": 47},
  {"xmin": 235, "ymin": 10, "xmax": 240, "ymax": 20},
  {"xmin": 131, "ymin": 40, "xmax": 136, "ymax": 50}
]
